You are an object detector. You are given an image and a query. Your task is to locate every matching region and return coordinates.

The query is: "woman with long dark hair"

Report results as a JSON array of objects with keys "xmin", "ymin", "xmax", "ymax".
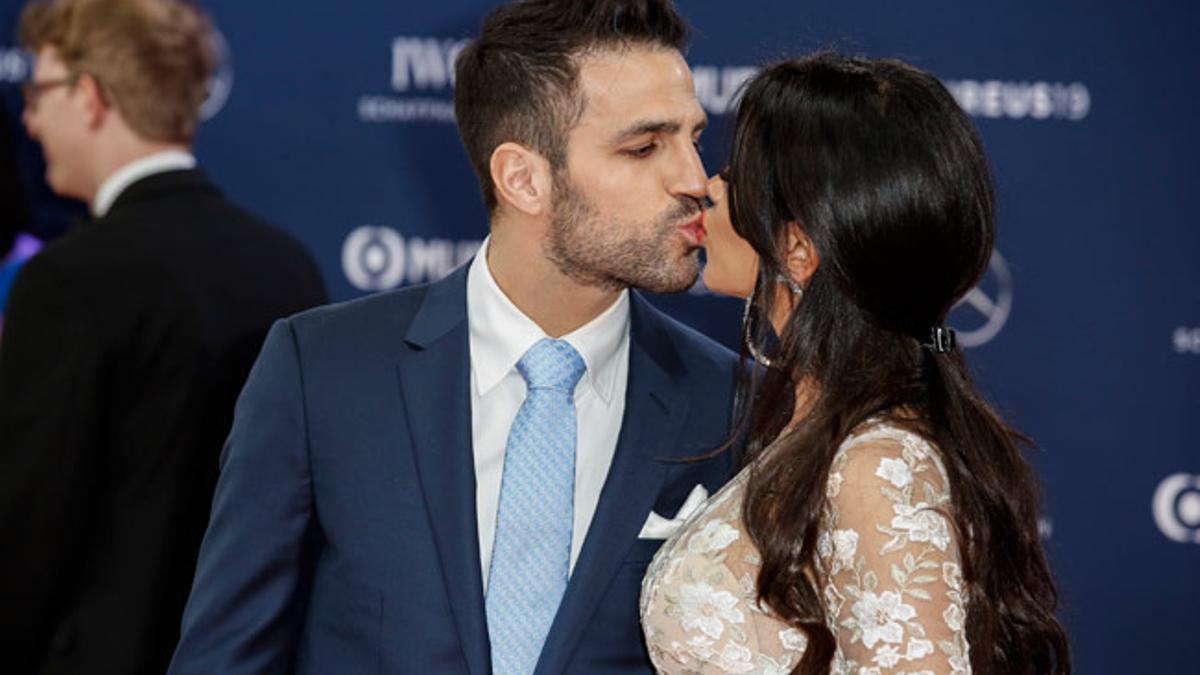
[{"xmin": 640, "ymin": 53, "xmax": 1070, "ymax": 674}]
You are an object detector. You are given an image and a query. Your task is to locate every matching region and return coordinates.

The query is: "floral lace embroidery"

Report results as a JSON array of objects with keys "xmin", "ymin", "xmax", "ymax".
[{"xmin": 640, "ymin": 423, "xmax": 970, "ymax": 674}]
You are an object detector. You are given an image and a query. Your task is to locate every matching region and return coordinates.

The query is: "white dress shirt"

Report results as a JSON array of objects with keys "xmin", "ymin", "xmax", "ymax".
[
  {"xmin": 467, "ymin": 237, "xmax": 630, "ymax": 589},
  {"xmin": 92, "ymin": 150, "xmax": 197, "ymax": 217}
]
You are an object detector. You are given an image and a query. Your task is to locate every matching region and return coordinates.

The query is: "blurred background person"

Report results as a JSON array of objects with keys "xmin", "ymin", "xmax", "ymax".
[
  {"xmin": 0, "ymin": 102, "xmax": 35, "ymax": 335},
  {"xmin": 0, "ymin": 1, "xmax": 328, "ymax": 673}
]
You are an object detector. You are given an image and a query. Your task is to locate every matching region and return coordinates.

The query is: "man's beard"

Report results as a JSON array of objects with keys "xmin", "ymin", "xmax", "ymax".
[{"xmin": 544, "ymin": 170, "xmax": 701, "ymax": 294}]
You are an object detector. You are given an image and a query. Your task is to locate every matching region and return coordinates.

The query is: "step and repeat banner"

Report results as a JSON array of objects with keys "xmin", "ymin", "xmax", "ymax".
[{"xmin": 2, "ymin": 1, "xmax": 1197, "ymax": 670}]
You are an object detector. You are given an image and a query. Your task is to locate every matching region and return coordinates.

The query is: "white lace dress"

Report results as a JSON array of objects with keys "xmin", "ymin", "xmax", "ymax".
[{"xmin": 640, "ymin": 422, "xmax": 971, "ymax": 674}]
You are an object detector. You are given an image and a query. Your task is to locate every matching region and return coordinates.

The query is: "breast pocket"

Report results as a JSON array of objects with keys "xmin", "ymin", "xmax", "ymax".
[{"xmin": 623, "ymin": 536, "xmax": 668, "ymax": 565}]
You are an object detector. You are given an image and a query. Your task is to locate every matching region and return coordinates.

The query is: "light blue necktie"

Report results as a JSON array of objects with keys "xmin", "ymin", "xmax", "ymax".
[{"xmin": 486, "ymin": 338, "xmax": 586, "ymax": 675}]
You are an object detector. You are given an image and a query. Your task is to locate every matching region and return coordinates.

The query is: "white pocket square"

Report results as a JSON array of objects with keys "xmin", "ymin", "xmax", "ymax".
[{"xmin": 637, "ymin": 483, "xmax": 709, "ymax": 540}]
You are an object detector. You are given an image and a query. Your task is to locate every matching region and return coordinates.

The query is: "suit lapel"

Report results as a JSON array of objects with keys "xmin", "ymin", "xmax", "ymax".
[
  {"xmin": 534, "ymin": 294, "xmax": 691, "ymax": 675},
  {"xmin": 396, "ymin": 265, "xmax": 490, "ymax": 675}
]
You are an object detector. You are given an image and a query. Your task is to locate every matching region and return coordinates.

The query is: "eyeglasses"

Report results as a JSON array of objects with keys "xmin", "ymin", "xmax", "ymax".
[{"xmin": 20, "ymin": 74, "xmax": 79, "ymax": 110}]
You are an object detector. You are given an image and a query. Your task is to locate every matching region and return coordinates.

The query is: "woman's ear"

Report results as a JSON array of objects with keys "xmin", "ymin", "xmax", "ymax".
[
  {"xmin": 489, "ymin": 142, "xmax": 553, "ymax": 217},
  {"xmin": 784, "ymin": 222, "xmax": 819, "ymax": 287}
]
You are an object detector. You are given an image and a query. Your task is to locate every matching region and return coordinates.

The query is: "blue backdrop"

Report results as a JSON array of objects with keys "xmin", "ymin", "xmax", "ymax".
[{"xmin": 2, "ymin": 1, "xmax": 1197, "ymax": 671}]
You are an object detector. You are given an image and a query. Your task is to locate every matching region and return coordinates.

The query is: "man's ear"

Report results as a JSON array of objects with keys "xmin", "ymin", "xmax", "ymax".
[
  {"xmin": 76, "ymin": 72, "xmax": 109, "ymax": 129},
  {"xmin": 489, "ymin": 142, "xmax": 553, "ymax": 217},
  {"xmin": 783, "ymin": 222, "xmax": 819, "ymax": 287}
]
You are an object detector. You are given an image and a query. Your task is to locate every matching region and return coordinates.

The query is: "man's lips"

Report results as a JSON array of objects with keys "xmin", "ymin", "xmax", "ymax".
[{"xmin": 680, "ymin": 212, "xmax": 706, "ymax": 245}]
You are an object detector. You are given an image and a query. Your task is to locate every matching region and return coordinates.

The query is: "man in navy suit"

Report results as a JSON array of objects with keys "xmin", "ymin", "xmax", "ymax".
[{"xmin": 169, "ymin": 1, "xmax": 737, "ymax": 673}]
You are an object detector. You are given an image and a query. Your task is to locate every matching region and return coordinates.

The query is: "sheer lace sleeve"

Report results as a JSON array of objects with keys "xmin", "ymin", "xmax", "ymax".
[{"xmin": 816, "ymin": 428, "xmax": 971, "ymax": 674}]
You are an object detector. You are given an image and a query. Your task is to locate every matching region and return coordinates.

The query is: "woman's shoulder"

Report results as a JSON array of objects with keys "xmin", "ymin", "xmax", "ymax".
[
  {"xmin": 827, "ymin": 417, "xmax": 951, "ymax": 501},
  {"xmin": 840, "ymin": 417, "xmax": 938, "ymax": 456}
]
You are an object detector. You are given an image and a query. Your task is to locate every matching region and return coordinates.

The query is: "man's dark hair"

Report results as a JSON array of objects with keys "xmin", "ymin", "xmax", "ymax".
[{"xmin": 454, "ymin": 0, "xmax": 688, "ymax": 212}]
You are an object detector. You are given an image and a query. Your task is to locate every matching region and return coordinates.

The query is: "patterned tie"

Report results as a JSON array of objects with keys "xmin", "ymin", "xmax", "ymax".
[{"xmin": 486, "ymin": 338, "xmax": 587, "ymax": 675}]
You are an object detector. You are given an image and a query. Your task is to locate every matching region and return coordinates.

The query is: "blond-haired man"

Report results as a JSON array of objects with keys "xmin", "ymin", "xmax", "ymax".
[{"xmin": 0, "ymin": 1, "xmax": 327, "ymax": 673}]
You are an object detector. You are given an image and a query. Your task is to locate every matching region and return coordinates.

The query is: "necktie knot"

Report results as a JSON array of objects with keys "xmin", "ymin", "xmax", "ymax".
[{"xmin": 517, "ymin": 338, "xmax": 586, "ymax": 393}]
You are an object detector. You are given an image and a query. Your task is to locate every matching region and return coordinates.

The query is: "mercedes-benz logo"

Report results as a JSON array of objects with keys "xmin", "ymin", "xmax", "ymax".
[
  {"xmin": 200, "ymin": 29, "xmax": 233, "ymax": 121},
  {"xmin": 949, "ymin": 250, "xmax": 1012, "ymax": 348}
]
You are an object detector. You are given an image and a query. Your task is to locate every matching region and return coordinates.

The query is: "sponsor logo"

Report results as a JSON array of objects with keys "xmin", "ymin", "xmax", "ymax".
[
  {"xmin": 692, "ymin": 65, "xmax": 758, "ymax": 115},
  {"xmin": 391, "ymin": 37, "xmax": 468, "ymax": 92},
  {"xmin": 200, "ymin": 30, "xmax": 234, "ymax": 121},
  {"xmin": 358, "ymin": 96, "xmax": 456, "ymax": 123},
  {"xmin": 1173, "ymin": 327, "xmax": 1200, "ymax": 355},
  {"xmin": 1153, "ymin": 473, "xmax": 1200, "ymax": 544},
  {"xmin": 699, "ymin": 75, "xmax": 1093, "ymax": 120},
  {"xmin": 0, "ymin": 47, "xmax": 30, "ymax": 83},
  {"xmin": 943, "ymin": 80, "xmax": 1090, "ymax": 121},
  {"xmin": 698, "ymin": 74, "xmax": 1093, "ymax": 121},
  {"xmin": 342, "ymin": 225, "xmax": 481, "ymax": 291},
  {"xmin": 361, "ymin": 37, "xmax": 760, "ymax": 123},
  {"xmin": 359, "ymin": 37, "xmax": 467, "ymax": 123},
  {"xmin": 949, "ymin": 250, "xmax": 1013, "ymax": 348}
]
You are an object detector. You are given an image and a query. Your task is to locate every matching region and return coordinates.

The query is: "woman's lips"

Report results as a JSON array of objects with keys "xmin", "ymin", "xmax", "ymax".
[{"xmin": 680, "ymin": 212, "xmax": 706, "ymax": 246}]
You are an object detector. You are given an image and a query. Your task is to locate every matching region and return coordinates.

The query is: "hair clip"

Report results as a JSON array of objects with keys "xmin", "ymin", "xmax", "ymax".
[{"xmin": 925, "ymin": 326, "xmax": 956, "ymax": 353}]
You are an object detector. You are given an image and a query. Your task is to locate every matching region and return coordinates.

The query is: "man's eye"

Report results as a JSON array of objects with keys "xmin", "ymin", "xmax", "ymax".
[
  {"xmin": 624, "ymin": 143, "xmax": 657, "ymax": 158},
  {"xmin": 693, "ymin": 140, "xmax": 704, "ymax": 153}
]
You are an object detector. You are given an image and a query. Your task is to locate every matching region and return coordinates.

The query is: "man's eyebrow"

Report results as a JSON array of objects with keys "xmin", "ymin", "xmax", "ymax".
[{"xmin": 612, "ymin": 120, "xmax": 681, "ymax": 144}]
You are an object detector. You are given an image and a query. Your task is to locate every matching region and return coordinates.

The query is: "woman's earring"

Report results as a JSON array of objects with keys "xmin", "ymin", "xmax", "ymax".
[
  {"xmin": 742, "ymin": 296, "xmax": 777, "ymax": 368},
  {"xmin": 776, "ymin": 273, "xmax": 804, "ymax": 298}
]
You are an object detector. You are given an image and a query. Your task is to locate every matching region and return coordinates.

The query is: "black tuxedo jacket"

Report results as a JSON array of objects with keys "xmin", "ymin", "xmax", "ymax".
[{"xmin": 0, "ymin": 169, "xmax": 328, "ymax": 675}]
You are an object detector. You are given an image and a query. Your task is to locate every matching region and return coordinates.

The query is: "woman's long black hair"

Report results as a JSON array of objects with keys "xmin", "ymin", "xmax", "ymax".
[{"xmin": 725, "ymin": 53, "xmax": 1070, "ymax": 674}]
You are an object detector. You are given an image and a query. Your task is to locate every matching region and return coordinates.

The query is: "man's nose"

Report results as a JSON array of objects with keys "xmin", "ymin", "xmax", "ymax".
[{"xmin": 670, "ymin": 141, "xmax": 708, "ymax": 202}]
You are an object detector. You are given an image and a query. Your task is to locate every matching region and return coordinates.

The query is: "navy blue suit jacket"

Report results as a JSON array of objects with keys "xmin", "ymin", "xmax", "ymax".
[{"xmin": 169, "ymin": 264, "xmax": 738, "ymax": 674}]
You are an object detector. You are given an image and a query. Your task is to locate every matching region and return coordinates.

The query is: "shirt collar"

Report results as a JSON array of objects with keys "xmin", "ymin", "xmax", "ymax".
[
  {"xmin": 467, "ymin": 236, "xmax": 630, "ymax": 403},
  {"xmin": 92, "ymin": 150, "xmax": 197, "ymax": 217}
]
